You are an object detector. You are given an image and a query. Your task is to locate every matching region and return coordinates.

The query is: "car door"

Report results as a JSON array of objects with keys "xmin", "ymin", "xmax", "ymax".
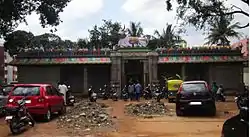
[
  {"xmin": 45, "ymin": 86, "xmax": 57, "ymax": 112},
  {"xmin": 51, "ymin": 86, "xmax": 63, "ymax": 111}
]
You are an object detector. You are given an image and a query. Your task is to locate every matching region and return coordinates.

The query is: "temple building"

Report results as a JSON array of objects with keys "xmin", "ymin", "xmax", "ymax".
[{"xmin": 9, "ymin": 45, "xmax": 248, "ymax": 96}]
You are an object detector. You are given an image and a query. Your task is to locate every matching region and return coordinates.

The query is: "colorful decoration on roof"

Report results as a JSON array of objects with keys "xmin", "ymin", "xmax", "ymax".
[
  {"xmin": 158, "ymin": 56, "xmax": 247, "ymax": 63},
  {"xmin": 231, "ymin": 38, "xmax": 249, "ymax": 57},
  {"xmin": 10, "ymin": 58, "xmax": 111, "ymax": 65},
  {"xmin": 155, "ymin": 46, "xmax": 241, "ymax": 55}
]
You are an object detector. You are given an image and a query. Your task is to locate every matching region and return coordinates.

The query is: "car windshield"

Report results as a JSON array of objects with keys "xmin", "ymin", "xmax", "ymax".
[
  {"xmin": 11, "ymin": 86, "xmax": 40, "ymax": 96},
  {"xmin": 182, "ymin": 83, "xmax": 207, "ymax": 92}
]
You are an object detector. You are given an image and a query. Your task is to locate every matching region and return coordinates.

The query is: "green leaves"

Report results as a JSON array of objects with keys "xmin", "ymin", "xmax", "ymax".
[
  {"xmin": 166, "ymin": 0, "xmax": 249, "ymax": 30},
  {"xmin": 153, "ymin": 24, "xmax": 186, "ymax": 48},
  {"xmin": 127, "ymin": 22, "xmax": 143, "ymax": 37},
  {"xmin": 0, "ymin": 0, "xmax": 71, "ymax": 37},
  {"xmin": 88, "ymin": 20, "xmax": 122, "ymax": 48},
  {"xmin": 205, "ymin": 16, "xmax": 241, "ymax": 46},
  {"xmin": 4, "ymin": 30, "xmax": 34, "ymax": 56}
]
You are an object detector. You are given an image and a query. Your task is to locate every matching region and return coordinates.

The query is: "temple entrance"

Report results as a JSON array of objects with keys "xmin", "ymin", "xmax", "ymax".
[{"xmin": 124, "ymin": 60, "xmax": 144, "ymax": 86}]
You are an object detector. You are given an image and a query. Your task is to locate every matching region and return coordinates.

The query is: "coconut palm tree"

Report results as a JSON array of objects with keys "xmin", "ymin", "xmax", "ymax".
[
  {"xmin": 154, "ymin": 24, "xmax": 185, "ymax": 48},
  {"xmin": 205, "ymin": 17, "xmax": 241, "ymax": 46},
  {"xmin": 127, "ymin": 21, "xmax": 143, "ymax": 37}
]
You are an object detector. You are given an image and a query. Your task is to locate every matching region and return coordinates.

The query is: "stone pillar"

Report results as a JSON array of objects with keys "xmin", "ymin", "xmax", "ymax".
[
  {"xmin": 116, "ymin": 55, "xmax": 122, "ymax": 96},
  {"xmin": 83, "ymin": 67, "xmax": 88, "ymax": 94},
  {"xmin": 148, "ymin": 56, "xmax": 153, "ymax": 85},
  {"xmin": 152, "ymin": 55, "xmax": 158, "ymax": 83},
  {"xmin": 121, "ymin": 59, "xmax": 125, "ymax": 87},
  {"xmin": 147, "ymin": 52, "xmax": 159, "ymax": 85},
  {"xmin": 181, "ymin": 64, "xmax": 186, "ymax": 81},
  {"xmin": 110, "ymin": 52, "xmax": 118, "ymax": 82},
  {"xmin": 110, "ymin": 52, "xmax": 122, "ymax": 96},
  {"xmin": 143, "ymin": 59, "xmax": 149, "ymax": 88}
]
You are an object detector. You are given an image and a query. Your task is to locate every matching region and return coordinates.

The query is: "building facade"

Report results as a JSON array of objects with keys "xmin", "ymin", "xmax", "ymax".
[
  {"xmin": 9, "ymin": 47, "xmax": 248, "ymax": 96},
  {"xmin": 4, "ymin": 52, "xmax": 18, "ymax": 83}
]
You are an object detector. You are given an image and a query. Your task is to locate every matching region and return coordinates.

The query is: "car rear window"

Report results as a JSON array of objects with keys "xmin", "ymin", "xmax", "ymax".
[
  {"xmin": 182, "ymin": 83, "xmax": 207, "ymax": 92},
  {"xmin": 11, "ymin": 86, "xmax": 40, "ymax": 96}
]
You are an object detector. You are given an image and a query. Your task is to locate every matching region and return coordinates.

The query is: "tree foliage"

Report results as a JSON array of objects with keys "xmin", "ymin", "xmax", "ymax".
[
  {"xmin": 205, "ymin": 16, "xmax": 241, "ymax": 46},
  {"xmin": 165, "ymin": 0, "xmax": 249, "ymax": 30},
  {"xmin": 88, "ymin": 20, "xmax": 122, "ymax": 48},
  {"xmin": 0, "ymin": 0, "xmax": 71, "ymax": 37},
  {"xmin": 154, "ymin": 24, "xmax": 186, "ymax": 48},
  {"xmin": 4, "ymin": 20, "xmax": 188, "ymax": 55},
  {"xmin": 4, "ymin": 30, "xmax": 34, "ymax": 56},
  {"xmin": 127, "ymin": 22, "xmax": 143, "ymax": 37}
]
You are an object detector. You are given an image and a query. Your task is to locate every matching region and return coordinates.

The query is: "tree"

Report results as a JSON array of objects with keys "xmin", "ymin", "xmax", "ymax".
[
  {"xmin": 62, "ymin": 39, "xmax": 76, "ymax": 49},
  {"xmin": 0, "ymin": 0, "xmax": 71, "ymax": 37},
  {"xmin": 127, "ymin": 22, "xmax": 143, "ymax": 37},
  {"xmin": 31, "ymin": 33, "xmax": 62, "ymax": 49},
  {"xmin": 4, "ymin": 30, "xmax": 34, "ymax": 56},
  {"xmin": 77, "ymin": 38, "xmax": 89, "ymax": 48},
  {"xmin": 205, "ymin": 17, "xmax": 241, "ymax": 46},
  {"xmin": 104, "ymin": 20, "xmax": 122, "ymax": 48},
  {"xmin": 154, "ymin": 24, "xmax": 185, "ymax": 47},
  {"xmin": 88, "ymin": 20, "xmax": 122, "ymax": 48},
  {"xmin": 165, "ymin": 0, "xmax": 249, "ymax": 30},
  {"xmin": 88, "ymin": 25, "xmax": 101, "ymax": 48}
]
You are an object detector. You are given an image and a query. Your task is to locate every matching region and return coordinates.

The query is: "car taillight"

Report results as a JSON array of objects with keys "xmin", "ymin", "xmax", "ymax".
[{"xmin": 38, "ymin": 97, "xmax": 45, "ymax": 103}]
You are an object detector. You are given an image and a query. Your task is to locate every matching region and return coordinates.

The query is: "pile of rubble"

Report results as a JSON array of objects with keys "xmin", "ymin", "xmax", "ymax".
[
  {"xmin": 57, "ymin": 101, "xmax": 113, "ymax": 130},
  {"xmin": 125, "ymin": 101, "xmax": 167, "ymax": 117}
]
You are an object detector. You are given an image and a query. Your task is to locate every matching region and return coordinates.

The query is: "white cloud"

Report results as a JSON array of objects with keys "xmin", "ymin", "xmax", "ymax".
[
  {"xmin": 16, "ymin": 0, "xmax": 104, "ymax": 41},
  {"xmin": 122, "ymin": 0, "xmax": 249, "ymax": 46}
]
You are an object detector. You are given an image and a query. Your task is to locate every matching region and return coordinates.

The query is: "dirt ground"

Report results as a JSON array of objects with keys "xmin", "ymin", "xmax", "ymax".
[{"xmin": 0, "ymin": 97, "xmax": 238, "ymax": 137}]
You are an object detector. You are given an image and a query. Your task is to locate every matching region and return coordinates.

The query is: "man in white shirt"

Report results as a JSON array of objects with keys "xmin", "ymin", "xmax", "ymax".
[{"xmin": 58, "ymin": 82, "xmax": 68, "ymax": 105}]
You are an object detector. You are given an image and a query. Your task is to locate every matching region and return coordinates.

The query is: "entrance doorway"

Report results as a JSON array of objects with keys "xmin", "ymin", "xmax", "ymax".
[{"xmin": 124, "ymin": 60, "xmax": 143, "ymax": 86}]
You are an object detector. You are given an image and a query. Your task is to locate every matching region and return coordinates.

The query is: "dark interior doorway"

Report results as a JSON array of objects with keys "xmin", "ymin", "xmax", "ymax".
[{"xmin": 124, "ymin": 60, "xmax": 143, "ymax": 86}]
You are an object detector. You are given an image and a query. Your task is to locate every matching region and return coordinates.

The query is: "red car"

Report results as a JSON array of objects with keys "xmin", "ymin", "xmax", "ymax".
[{"xmin": 5, "ymin": 84, "xmax": 66, "ymax": 121}]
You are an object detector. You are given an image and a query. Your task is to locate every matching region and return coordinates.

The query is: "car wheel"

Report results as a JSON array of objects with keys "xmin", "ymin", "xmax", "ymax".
[
  {"xmin": 208, "ymin": 105, "xmax": 216, "ymax": 116},
  {"xmin": 44, "ymin": 109, "xmax": 52, "ymax": 122},
  {"xmin": 176, "ymin": 108, "xmax": 184, "ymax": 116}
]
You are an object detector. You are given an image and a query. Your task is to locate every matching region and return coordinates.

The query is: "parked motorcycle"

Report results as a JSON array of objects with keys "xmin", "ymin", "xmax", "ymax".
[
  {"xmin": 143, "ymin": 85, "xmax": 152, "ymax": 100},
  {"xmin": 215, "ymin": 93, "xmax": 226, "ymax": 102},
  {"xmin": 153, "ymin": 86, "xmax": 162, "ymax": 102},
  {"xmin": 90, "ymin": 91, "xmax": 97, "ymax": 102},
  {"xmin": 88, "ymin": 86, "xmax": 97, "ymax": 102},
  {"xmin": 221, "ymin": 93, "xmax": 249, "ymax": 137},
  {"xmin": 121, "ymin": 86, "xmax": 129, "ymax": 101},
  {"xmin": 112, "ymin": 92, "xmax": 118, "ymax": 101},
  {"xmin": 100, "ymin": 85, "xmax": 109, "ymax": 100},
  {"xmin": 66, "ymin": 86, "xmax": 75, "ymax": 106},
  {"xmin": 5, "ymin": 96, "xmax": 35, "ymax": 134}
]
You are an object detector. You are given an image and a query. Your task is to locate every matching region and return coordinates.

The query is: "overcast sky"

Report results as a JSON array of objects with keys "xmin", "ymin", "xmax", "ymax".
[{"xmin": 0, "ymin": 0, "xmax": 249, "ymax": 46}]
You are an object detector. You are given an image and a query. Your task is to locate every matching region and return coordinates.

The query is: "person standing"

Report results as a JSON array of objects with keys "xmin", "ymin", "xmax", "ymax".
[
  {"xmin": 128, "ymin": 83, "xmax": 135, "ymax": 101},
  {"xmin": 135, "ymin": 81, "xmax": 142, "ymax": 101},
  {"xmin": 211, "ymin": 81, "xmax": 218, "ymax": 97},
  {"xmin": 58, "ymin": 82, "xmax": 68, "ymax": 105}
]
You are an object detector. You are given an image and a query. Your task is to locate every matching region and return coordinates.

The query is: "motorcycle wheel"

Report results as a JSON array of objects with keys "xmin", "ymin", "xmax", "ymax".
[
  {"xmin": 10, "ymin": 121, "xmax": 21, "ymax": 134},
  {"xmin": 27, "ymin": 113, "xmax": 35, "ymax": 127}
]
